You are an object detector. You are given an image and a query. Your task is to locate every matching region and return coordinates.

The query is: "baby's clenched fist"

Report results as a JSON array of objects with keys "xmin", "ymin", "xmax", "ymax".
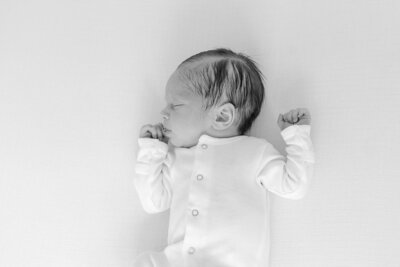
[
  {"xmin": 277, "ymin": 108, "xmax": 311, "ymax": 131},
  {"xmin": 139, "ymin": 123, "xmax": 169, "ymax": 143}
]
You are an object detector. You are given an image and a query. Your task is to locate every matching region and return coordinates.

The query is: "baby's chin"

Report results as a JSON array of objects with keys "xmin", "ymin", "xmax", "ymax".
[{"xmin": 169, "ymin": 136, "xmax": 198, "ymax": 149}]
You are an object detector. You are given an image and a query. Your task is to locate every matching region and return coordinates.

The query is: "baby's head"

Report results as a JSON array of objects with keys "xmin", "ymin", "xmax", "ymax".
[{"xmin": 161, "ymin": 48, "xmax": 265, "ymax": 148}]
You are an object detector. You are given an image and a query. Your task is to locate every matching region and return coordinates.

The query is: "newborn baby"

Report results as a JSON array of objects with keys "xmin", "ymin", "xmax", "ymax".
[{"xmin": 133, "ymin": 48, "xmax": 315, "ymax": 267}]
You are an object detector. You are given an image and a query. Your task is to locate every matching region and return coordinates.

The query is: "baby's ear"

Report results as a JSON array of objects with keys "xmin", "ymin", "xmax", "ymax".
[{"xmin": 212, "ymin": 103, "xmax": 236, "ymax": 130}]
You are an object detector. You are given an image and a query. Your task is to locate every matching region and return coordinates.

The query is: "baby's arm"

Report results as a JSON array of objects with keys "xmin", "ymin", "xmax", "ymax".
[
  {"xmin": 256, "ymin": 108, "xmax": 315, "ymax": 199},
  {"xmin": 134, "ymin": 123, "xmax": 172, "ymax": 213}
]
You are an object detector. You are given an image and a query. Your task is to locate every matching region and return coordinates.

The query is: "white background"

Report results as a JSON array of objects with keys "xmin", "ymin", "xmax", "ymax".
[{"xmin": 1, "ymin": 0, "xmax": 399, "ymax": 266}]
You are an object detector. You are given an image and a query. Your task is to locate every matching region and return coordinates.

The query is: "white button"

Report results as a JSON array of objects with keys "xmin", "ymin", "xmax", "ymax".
[
  {"xmin": 192, "ymin": 209, "xmax": 199, "ymax": 216},
  {"xmin": 197, "ymin": 174, "xmax": 204, "ymax": 180},
  {"xmin": 201, "ymin": 144, "xmax": 208, "ymax": 149},
  {"xmin": 188, "ymin": 247, "xmax": 196, "ymax": 254}
]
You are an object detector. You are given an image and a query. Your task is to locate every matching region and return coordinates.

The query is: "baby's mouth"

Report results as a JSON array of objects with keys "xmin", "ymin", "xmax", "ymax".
[{"xmin": 161, "ymin": 124, "xmax": 171, "ymax": 133}]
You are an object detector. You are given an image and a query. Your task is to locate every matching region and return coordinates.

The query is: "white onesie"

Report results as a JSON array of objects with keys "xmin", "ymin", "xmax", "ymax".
[{"xmin": 134, "ymin": 124, "xmax": 315, "ymax": 267}]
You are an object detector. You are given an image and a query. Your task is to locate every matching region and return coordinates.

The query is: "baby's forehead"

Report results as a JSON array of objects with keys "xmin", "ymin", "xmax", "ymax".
[
  {"xmin": 165, "ymin": 56, "xmax": 224, "ymax": 102},
  {"xmin": 165, "ymin": 70, "xmax": 198, "ymax": 98}
]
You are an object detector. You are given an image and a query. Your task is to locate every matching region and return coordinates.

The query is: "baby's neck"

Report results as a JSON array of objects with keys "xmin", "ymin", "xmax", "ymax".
[{"xmin": 202, "ymin": 127, "xmax": 241, "ymax": 139}]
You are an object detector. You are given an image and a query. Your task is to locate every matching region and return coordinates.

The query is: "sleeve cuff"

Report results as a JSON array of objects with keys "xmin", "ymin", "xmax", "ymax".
[
  {"xmin": 138, "ymin": 138, "xmax": 169, "ymax": 153},
  {"xmin": 280, "ymin": 124, "xmax": 311, "ymax": 139}
]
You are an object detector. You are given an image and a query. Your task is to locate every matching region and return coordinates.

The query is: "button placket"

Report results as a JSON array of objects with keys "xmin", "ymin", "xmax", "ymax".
[{"xmin": 186, "ymin": 142, "xmax": 207, "ymax": 256}]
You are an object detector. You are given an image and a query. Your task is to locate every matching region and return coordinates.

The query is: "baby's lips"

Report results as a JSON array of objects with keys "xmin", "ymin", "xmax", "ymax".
[{"xmin": 160, "ymin": 123, "xmax": 170, "ymax": 132}]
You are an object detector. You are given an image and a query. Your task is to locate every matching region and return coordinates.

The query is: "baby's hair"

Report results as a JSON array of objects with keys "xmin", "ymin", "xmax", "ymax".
[{"xmin": 176, "ymin": 48, "xmax": 265, "ymax": 135}]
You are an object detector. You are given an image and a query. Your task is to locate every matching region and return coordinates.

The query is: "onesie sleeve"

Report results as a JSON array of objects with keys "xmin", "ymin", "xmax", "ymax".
[
  {"xmin": 256, "ymin": 125, "xmax": 316, "ymax": 199},
  {"xmin": 134, "ymin": 138, "xmax": 173, "ymax": 213}
]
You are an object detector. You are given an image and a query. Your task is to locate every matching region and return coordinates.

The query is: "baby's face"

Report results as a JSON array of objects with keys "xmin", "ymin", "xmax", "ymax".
[{"xmin": 161, "ymin": 70, "xmax": 213, "ymax": 148}]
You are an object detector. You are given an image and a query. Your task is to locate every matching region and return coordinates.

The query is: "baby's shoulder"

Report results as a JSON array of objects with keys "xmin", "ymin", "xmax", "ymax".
[
  {"xmin": 241, "ymin": 135, "xmax": 273, "ymax": 147},
  {"xmin": 235, "ymin": 135, "xmax": 276, "ymax": 154}
]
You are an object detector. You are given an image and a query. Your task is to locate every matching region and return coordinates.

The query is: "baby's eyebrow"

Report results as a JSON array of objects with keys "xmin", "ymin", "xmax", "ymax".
[{"xmin": 165, "ymin": 94, "xmax": 186, "ymax": 103}]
